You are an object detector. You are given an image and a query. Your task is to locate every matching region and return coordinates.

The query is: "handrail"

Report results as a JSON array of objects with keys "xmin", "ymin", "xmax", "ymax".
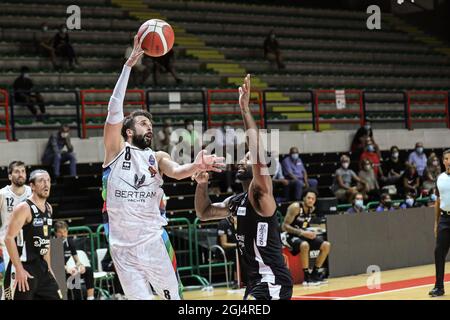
[
  {"xmin": 406, "ymin": 91, "xmax": 449, "ymax": 129},
  {"xmin": 80, "ymin": 89, "xmax": 145, "ymax": 138},
  {"xmin": 0, "ymin": 89, "xmax": 11, "ymax": 141},
  {"xmin": 67, "ymin": 225, "xmax": 96, "ymax": 269}
]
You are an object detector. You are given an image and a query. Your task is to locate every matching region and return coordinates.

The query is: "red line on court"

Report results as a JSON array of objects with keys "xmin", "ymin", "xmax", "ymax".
[{"xmin": 292, "ymin": 273, "xmax": 450, "ymax": 300}]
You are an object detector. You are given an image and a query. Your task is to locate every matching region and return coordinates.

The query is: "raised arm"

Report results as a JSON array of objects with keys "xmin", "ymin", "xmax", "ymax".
[
  {"xmin": 238, "ymin": 74, "xmax": 276, "ymax": 216},
  {"xmin": 194, "ymin": 172, "xmax": 232, "ymax": 221},
  {"xmin": 4, "ymin": 203, "xmax": 33, "ymax": 292},
  {"xmin": 157, "ymin": 150, "xmax": 225, "ymax": 180},
  {"xmin": 103, "ymin": 35, "xmax": 144, "ymax": 165}
]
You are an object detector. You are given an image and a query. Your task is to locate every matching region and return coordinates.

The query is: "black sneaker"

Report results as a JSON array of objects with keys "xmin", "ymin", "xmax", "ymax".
[
  {"xmin": 429, "ymin": 287, "xmax": 445, "ymax": 297},
  {"xmin": 303, "ymin": 272, "xmax": 320, "ymax": 286}
]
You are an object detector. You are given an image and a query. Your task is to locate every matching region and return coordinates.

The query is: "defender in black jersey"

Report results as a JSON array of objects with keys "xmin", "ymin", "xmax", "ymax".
[
  {"xmin": 194, "ymin": 74, "xmax": 293, "ymax": 300},
  {"xmin": 3, "ymin": 170, "xmax": 61, "ymax": 300}
]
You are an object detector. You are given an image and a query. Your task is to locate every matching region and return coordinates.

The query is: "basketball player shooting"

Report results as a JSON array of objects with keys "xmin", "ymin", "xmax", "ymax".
[
  {"xmin": 193, "ymin": 74, "xmax": 293, "ymax": 300},
  {"xmin": 102, "ymin": 34, "xmax": 225, "ymax": 300}
]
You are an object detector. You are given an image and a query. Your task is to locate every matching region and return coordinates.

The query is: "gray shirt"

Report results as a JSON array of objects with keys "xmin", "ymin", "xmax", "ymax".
[{"xmin": 332, "ymin": 168, "xmax": 358, "ymax": 191}]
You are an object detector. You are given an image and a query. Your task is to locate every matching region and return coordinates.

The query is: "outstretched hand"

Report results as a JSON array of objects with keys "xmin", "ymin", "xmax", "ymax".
[
  {"xmin": 238, "ymin": 74, "xmax": 251, "ymax": 112},
  {"xmin": 125, "ymin": 34, "xmax": 144, "ymax": 68},
  {"xmin": 194, "ymin": 150, "xmax": 226, "ymax": 173}
]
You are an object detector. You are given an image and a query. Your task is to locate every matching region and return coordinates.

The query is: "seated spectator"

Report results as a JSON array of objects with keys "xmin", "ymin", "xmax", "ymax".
[
  {"xmin": 375, "ymin": 193, "xmax": 396, "ymax": 212},
  {"xmin": 53, "ymin": 24, "xmax": 79, "ymax": 69},
  {"xmin": 152, "ymin": 49, "xmax": 183, "ymax": 86},
  {"xmin": 13, "ymin": 66, "xmax": 47, "ymax": 120},
  {"xmin": 358, "ymin": 158, "xmax": 380, "ymax": 201},
  {"xmin": 360, "ymin": 137, "xmax": 382, "ymax": 177},
  {"xmin": 350, "ymin": 122, "xmax": 379, "ymax": 161},
  {"xmin": 282, "ymin": 189, "xmax": 330, "ymax": 286},
  {"xmin": 346, "ymin": 192, "xmax": 367, "ymax": 214},
  {"xmin": 408, "ymin": 142, "xmax": 427, "ymax": 177},
  {"xmin": 34, "ymin": 22, "xmax": 58, "ymax": 70},
  {"xmin": 42, "ymin": 124, "xmax": 77, "ymax": 177},
  {"xmin": 400, "ymin": 192, "xmax": 422, "ymax": 209},
  {"xmin": 400, "ymin": 162, "xmax": 420, "ymax": 197},
  {"xmin": 124, "ymin": 37, "xmax": 151, "ymax": 85},
  {"xmin": 382, "ymin": 146, "xmax": 405, "ymax": 185},
  {"xmin": 272, "ymin": 151, "xmax": 295, "ymax": 202},
  {"xmin": 263, "ymin": 30, "xmax": 285, "ymax": 70},
  {"xmin": 422, "ymin": 154, "xmax": 441, "ymax": 193},
  {"xmin": 281, "ymin": 147, "xmax": 318, "ymax": 201},
  {"xmin": 331, "ymin": 155, "xmax": 366, "ymax": 203},
  {"xmin": 155, "ymin": 118, "xmax": 175, "ymax": 154},
  {"xmin": 54, "ymin": 221, "xmax": 95, "ymax": 300}
]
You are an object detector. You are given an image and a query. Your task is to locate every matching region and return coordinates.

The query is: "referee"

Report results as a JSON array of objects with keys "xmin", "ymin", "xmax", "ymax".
[{"xmin": 429, "ymin": 149, "xmax": 450, "ymax": 297}]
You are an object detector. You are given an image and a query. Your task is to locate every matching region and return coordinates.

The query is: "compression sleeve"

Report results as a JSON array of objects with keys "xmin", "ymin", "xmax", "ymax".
[{"xmin": 106, "ymin": 65, "xmax": 131, "ymax": 124}]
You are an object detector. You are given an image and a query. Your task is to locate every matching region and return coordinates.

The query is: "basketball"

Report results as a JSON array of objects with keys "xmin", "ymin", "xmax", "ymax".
[{"xmin": 137, "ymin": 19, "xmax": 175, "ymax": 57}]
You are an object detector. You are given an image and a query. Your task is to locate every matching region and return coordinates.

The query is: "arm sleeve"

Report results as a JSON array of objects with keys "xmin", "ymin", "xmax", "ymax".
[
  {"xmin": 67, "ymin": 238, "xmax": 77, "ymax": 257},
  {"xmin": 106, "ymin": 65, "xmax": 131, "ymax": 124}
]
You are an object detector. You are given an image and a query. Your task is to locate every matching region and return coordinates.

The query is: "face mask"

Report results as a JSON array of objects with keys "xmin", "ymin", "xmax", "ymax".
[
  {"xmin": 224, "ymin": 126, "xmax": 231, "ymax": 131},
  {"xmin": 405, "ymin": 198, "xmax": 414, "ymax": 207},
  {"xmin": 431, "ymin": 194, "xmax": 437, "ymax": 202},
  {"xmin": 290, "ymin": 153, "xmax": 299, "ymax": 161},
  {"xmin": 367, "ymin": 145, "xmax": 375, "ymax": 152},
  {"xmin": 364, "ymin": 165, "xmax": 371, "ymax": 171},
  {"xmin": 342, "ymin": 162, "xmax": 349, "ymax": 169},
  {"xmin": 23, "ymin": 73, "xmax": 29, "ymax": 78},
  {"xmin": 62, "ymin": 28, "xmax": 67, "ymax": 33},
  {"xmin": 61, "ymin": 132, "xmax": 69, "ymax": 138},
  {"xmin": 392, "ymin": 152, "xmax": 399, "ymax": 159},
  {"xmin": 433, "ymin": 161, "xmax": 439, "ymax": 166},
  {"xmin": 355, "ymin": 199, "xmax": 364, "ymax": 208},
  {"xmin": 364, "ymin": 125, "xmax": 371, "ymax": 131},
  {"xmin": 416, "ymin": 147, "xmax": 423, "ymax": 154},
  {"xmin": 186, "ymin": 124, "xmax": 194, "ymax": 131},
  {"xmin": 42, "ymin": 26, "xmax": 48, "ymax": 32},
  {"xmin": 384, "ymin": 200, "xmax": 392, "ymax": 208},
  {"xmin": 165, "ymin": 126, "xmax": 173, "ymax": 134}
]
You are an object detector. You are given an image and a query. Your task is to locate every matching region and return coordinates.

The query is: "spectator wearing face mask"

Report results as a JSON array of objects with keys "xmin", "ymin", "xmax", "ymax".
[
  {"xmin": 41, "ymin": 124, "xmax": 77, "ymax": 177},
  {"xmin": 346, "ymin": 192, "xmax": 367, "ymax": 214},
  {"xmin": 400, "ymin": 162, "xmax": 420, "ymax": 197},
  {"xmin": 376, "ymin": 193, "xmax": 396, "ymax": 212},
  {"xmin": 34, "ymin": 22, "xmax": 58, "ymax": 70},
  {"xmin": 358, "ymin": 158, "xmax": 380, "ymax": 201},
  {"xmin": 360, "ymin": 137, "xmax": 382, "ymax": 177},
  {"xmin": 382, "ymin": 146, "xmax": 405, "ymax": 185},
  {"xmin": 331, "ymin": 155, "xmax": 367, "ymax": 203},
  {"xmin": 422, "ymin": 154, "xmax": 442, "ymax": 193},
  {"xmin": 13, "ymin": 66, "xmax": 47, "ymax": 120},
  {"xmin": 408, "ymin": 142, "xmax": 427, "ymax": 177},
  {"xmin": 400, "ymin": 192, "xmax": 421, "ymax": 209},
  {"xmin": 53, "ymin": 24, "xmax": 79, "ymax": 69},
  {"xmin": 155, "ymin": 118, "xmax": 176, "ymax": 154},
  {"xmin": 281, "ymin": 147, "xmax": 318, "ymax": 201},
  {"xmin": 350, "ymin": 122, "xmax": 376, "ymax": 161}
]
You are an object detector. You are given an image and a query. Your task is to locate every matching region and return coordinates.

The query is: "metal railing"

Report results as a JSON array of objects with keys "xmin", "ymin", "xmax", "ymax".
[
  {"xmin": 0, "ymin": 89, "xmax": 11, "ymax": 140},
  {"xmin": 406, "ymin": 91, "xmax": 449, "ymax": 129}
]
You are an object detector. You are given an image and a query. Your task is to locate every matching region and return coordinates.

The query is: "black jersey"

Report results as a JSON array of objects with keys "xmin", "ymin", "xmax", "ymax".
[
  {"xmin": 229, "ymin": 192, "xmax": 292, "ymax": 287},
  {"xmin": 16, "ymin": 200, "xmax": 53, "ymax": 263},
  {"xmin": 289, "ymin": 202, "xmax": 315, "ymax": 230}
]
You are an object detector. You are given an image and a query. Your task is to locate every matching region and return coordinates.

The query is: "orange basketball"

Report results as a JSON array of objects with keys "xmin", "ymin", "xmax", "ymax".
[{"xmin": 137, "ymin": 19, "xmax": 175, "ymax": 57}]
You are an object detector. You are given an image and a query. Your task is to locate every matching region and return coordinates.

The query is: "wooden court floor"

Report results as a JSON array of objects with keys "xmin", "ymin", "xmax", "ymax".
[{"xmin": 183, "ymin": 262, "xmax": 450, "ymax": 300}]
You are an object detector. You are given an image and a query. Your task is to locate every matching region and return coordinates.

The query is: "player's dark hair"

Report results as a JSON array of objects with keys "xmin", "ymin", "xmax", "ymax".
[
  {"xmin": 302, "ymin": 188, "xmax": 318, "ymax": 199},
  {"xmin": 54, "ymin": 220, "xmax": 69, "ymax": 231},
  {"xmin": 121, "ymin": 110, "xmax": 153, "ymax": 140},
  {"xmin": 8, "ymin": 161, "xmax": 25, "ymax": 174}
]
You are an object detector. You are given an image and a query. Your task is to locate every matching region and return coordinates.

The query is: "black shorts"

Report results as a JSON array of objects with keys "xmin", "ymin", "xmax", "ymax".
[
  {"xmin": 286, "ymin": 235, "xmax": 324, "ymax": 256},
  {"xmin": 4, "ymin": 259, "xmax": 62, "ymax": 300},
  {"xmin": 244, "ymin": 282, "xmax": 292, "ymax": 300}
]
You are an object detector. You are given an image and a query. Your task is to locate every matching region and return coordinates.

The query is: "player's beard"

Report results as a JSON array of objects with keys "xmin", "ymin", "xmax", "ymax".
[
  {"xmin": 12, "ymin": 177, "xmax": 25, "ymax": 187},
  {"xmin": 132, "ymin": 132, "xmax": 152, "ymax": 150}
]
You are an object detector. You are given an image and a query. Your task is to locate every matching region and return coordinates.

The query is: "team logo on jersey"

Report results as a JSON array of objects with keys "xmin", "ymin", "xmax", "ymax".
[
  {"xmin": 33, "ymin": 218, "xmax": 44, "ymax": 227},
  {"xmin": 120, "ymin": 174, "xmax": 152, "ymax": 190},
  {"xmin": 122, "ymin": 162, "xmax": 131, "ymax": 170},
  {"xmin": 149, "ymin": 154, "xmax": 156, "ymax": 166},
  {"xmin": 43, "ymin": 225, "xmax": 48, "ymax": 237},
  {"xmin": 256, "ymin": 222, "xmax": 268, "ymax": 247}
]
